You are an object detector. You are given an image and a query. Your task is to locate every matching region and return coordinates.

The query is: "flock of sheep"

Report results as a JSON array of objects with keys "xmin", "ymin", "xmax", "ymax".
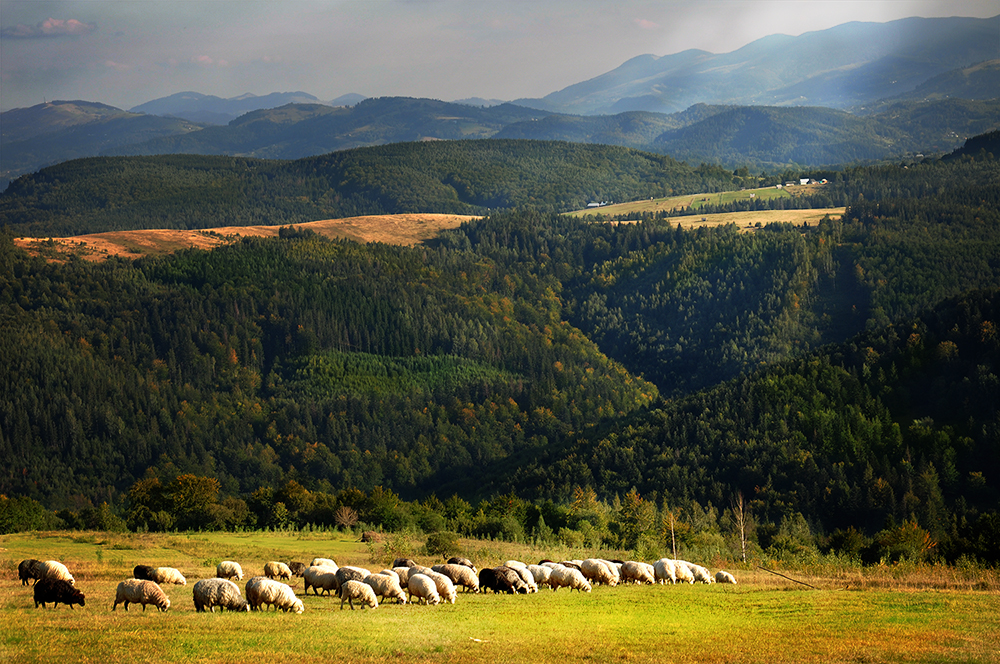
[{"xmin": 18, "ymin": 554, "xmax": 736, "ymax": 614}]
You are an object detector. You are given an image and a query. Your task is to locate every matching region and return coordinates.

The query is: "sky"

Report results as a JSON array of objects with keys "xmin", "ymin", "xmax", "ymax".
[{"xmin": 1, "ymin": 0, "xmax": 997, "ymax": 112}]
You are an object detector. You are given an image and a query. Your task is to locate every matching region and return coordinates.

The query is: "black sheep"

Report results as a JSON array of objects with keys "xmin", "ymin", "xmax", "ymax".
[
  {"xmin": 494, "ymin": 566, "xmax": 530, "ymax": 594},
  {"xmin": 18, "ymin": 559, "xmax": 42, "ymax": 586},
  {"xmin": 288, "ymin": 562, "xmax": 307, "ymax": 577},
  {"xmin": 34, "ymin": 578, "xmax": 86, "ymax": 609},
  {"xmin": 479, "ymin": 567, "xmax": 520, "ymax": 594},
  {"xmin": 133, "ymin": 564, "xmax": 156, "ymax": 580}
]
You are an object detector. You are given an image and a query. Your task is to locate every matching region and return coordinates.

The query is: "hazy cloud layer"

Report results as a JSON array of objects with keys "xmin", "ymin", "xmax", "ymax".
[{"xmin": 1, "ymin": 0, "xmax": 997, "ymax": 112}]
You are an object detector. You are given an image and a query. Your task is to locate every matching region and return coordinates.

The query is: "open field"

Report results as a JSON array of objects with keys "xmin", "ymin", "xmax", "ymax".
[
  {"xmin": 12, "ymin": 213, "xmax": 478, "ymax": 262},
  {"xmin": 567, "ymin": 184, "xmax": 844, "ymax": 231},
  {"xmin": 2, "ymin": 531, "xmax": 998, "ymax": 663}
]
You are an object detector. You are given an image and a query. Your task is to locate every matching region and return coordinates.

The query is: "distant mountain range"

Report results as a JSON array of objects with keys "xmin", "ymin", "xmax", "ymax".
[
  {"xmin": 514, "ymin": 15, "xmax": 999, "ymax": 115},
  {"xmin": 1, "ymin": 15, "xmax": 997, "ymax": 190}
]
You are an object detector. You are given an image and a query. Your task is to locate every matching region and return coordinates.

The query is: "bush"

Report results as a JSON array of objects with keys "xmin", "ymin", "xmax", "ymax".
[{"xmin": 424, "ymin": 531, "xmax": 460, "ymax": 558}]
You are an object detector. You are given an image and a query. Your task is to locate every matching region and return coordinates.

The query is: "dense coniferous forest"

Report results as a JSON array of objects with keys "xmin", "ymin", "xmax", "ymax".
[
  {"xmin": 1, "ymin": 135, "xmax": 998, "ymax": 564},
  {"xmin": 0, "ymin": 141, "xmax": 739, "ymax": 237}
]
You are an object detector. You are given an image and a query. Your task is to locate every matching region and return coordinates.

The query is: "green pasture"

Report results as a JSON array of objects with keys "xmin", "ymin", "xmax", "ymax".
[
  {"xmin": 2, "ymin": 531, "xmax": 998, "ymax": 663},
  {"xmin": 567, "ymin": 184, "xmax": 815, "ymax": 218}
]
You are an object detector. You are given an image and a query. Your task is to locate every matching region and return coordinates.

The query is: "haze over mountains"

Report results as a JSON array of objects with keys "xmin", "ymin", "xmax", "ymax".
[{"xmin": 1, "ymin": 15, "xmax": 997, "ymax": 190}]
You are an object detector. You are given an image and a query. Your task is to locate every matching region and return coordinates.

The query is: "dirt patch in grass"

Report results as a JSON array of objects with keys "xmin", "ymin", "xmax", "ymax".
[{"xmin": 13, "ymin": 214, "xmax": 478, "ymax": 262}]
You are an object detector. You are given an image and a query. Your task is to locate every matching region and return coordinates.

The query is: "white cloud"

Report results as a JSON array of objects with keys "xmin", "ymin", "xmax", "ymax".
[{"xmin": 1, "ymin": 17, "xmax": 97, "ymax": 39}]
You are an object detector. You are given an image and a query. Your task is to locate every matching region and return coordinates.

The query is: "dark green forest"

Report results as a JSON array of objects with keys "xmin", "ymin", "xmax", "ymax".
[
  {"xmin": 1, "ymin": 136, "xmax": 998, "ymax": 564},
  {"xmin": 0, "ymin": 141, "xmax": 740, "ymax": 237}
]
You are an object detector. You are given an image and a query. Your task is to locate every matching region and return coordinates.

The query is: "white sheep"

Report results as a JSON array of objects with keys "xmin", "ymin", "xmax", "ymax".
[
  {"xmin": 392, "ymin": 566, "xmax": 413, "ymax": 586},
  {"xmin": 526, "ymin": 565, "xmax": 553, "ymax": 589},
  {"xmin": 264, "ymin": 561, "xmax": 293, "ymax": 581},
  {"xmin": 407, "ymin": 573, "xmax": 441, "ymax": 605},
  {"xmin": 36, "ymin": 560, "xmax": 74, "ymax": 585},
  {"xmin": 549, "ymin": 566, "xmax": 591, "ymax": 592},
  {"xmin": 672, "ymin": 560, "xmax": 695, "ymax": 584},
  {"xmin": 581, "ymin": 559, "xmax": 618, "ymax": 586},
  {"xmin": 303, "ymin": 565, "xmax": 339, "ymax": 596},
  {"xmin": 150, "ymin": 567, "xmax": 187, "ymax": 586},
  {"xmin": 503, "ymin": 560, "xmax": 527, "ymax": 570},
  {"xmin": 340, "ymin": 579, "xmax": 378, "ymax": 610},
  {"xmin": 113, "ymin": 579, "xmax": 171, "ymax": 612},
  {"xmin": 216, "ymin": 561, "xmax": 244, "ymax": 581},
  {"xmin": 676, "ymin": 560, "xmax": 714, "ymax": 584},
  {"xmin": 422, "ymin": 570, "xmax": 457, "ymax": 604},
  {"xmin": 379, "ymin": 569, "xmax": 401, "ymax": 583},
  {"xmin": 246, "ymin": 577, "xmax": 304, "ymax": 613},
  {"xmin": 310, "ymin": 557, "xmax": 337, "ymax": 569},
  {"xmin": 715, "ymin": 570, "xmax": 737, "ymax": 584},
  {"xmin": 509, "ymin": 565, "xmax": 538, "ymax": 593},
  {"xmin": 621, "ymin": 561, "xmax": 655, "ymax": 585},
  {"xmin": 654, "ymin": 558, "xmax": 677, "ymax": 584},
  {"xmin": 431, "ymin": 564, "xmax": 480, "ymax": 593},
  {"xmin": 363, "ymin": 573, "xmax": 407, "ymax": 604},
  {"xmin": 193, "ymin": 578, "xmax": 248, "ymax": 612}
]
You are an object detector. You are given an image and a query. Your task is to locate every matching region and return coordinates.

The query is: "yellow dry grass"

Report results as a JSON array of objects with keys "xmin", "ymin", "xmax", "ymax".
[{"xmin": 13, "ymin": 214, "xmax": 478, "ymax": 262}]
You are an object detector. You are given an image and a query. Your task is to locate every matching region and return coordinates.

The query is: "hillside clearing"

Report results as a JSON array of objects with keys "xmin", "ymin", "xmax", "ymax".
[{"xmin": 12, "ymin": 213, "xmax": 478, "ymax": 262}]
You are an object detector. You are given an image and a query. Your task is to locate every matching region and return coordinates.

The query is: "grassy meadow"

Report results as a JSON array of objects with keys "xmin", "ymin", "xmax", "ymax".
[{"xmin": 2, "ymin": 530, "xmax": 998, "ymax": 663}]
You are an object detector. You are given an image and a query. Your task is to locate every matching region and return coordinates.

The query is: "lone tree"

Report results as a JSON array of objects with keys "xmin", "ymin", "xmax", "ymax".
[{"xmin": 730, "ymin": 491, "xmax": 752, "ymax": 563}]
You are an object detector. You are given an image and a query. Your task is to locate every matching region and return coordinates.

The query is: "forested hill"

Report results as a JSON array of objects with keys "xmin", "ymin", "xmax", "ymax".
[
  {"xmin": 0, "ymin": 140, "xmax": 739, "ymax": 237},
  {"xmin": 1, "ymin": 143, "xmax": 998, "ymax": 559}
]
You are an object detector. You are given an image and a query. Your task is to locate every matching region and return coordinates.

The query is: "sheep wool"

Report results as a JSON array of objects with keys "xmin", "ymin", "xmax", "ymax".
[
  {"xmin": 432, "ymin": 564, "xmax": 480, "ymax": 593},
  {"xmin": 19, "ymin": 559, "xmax": 43, "ymax": 586},
  {"xmin": 654, "ymin": 559, "xmax": 677, "ymax": 584},
  {"xmin": 549, "ymin": 566, "xmax": 592, "ymax": 593},
  {"xmin": 407, "ymin": 574, "xmax": 441, "ymax": 605},
  {"xmin": 303, "ymin": 566, "xmax": 339, "ymax": 596},
  {"xmin": 216, "ymin": 561, "xmax": 244, "ymax": 581},
  {"xmin": 37, "ymin": 560, "xmax": 75, "ymax": 585},
  {"xmin": 621, "ymin": 561, "xmax": 655, "ymax": 585},
  {"xmin": 526, "ymin": 565, "xmax": 553, "ymax": 589},
  {"xmin": 715, "ymin": 570, "xmax": 737, "ymax": 584},
  {"xmin": 264, "ymin": 561, "xmax": 293, "ymax": 580},
  {"xmin": 672, "ymin": 561, "xmax": 695, "ymax": 584},
  {"xmin": 34, "ymin": 578, "xmax": 86, "ymax": 609},
  {"xmin": 340, "ymin": 579, "xmax": 378, "ymax": 610},
  {"xmin": 423, "ymin": 570, "xmax": 458, "ymax": 604},
  {"xmin": 113, "ymin": 579, "xmax": 171, "ymax": 612},
  {"xmin": 247, "ymin": 577, "xmax": 304, "ymax": 613},
  {"xmin": 193, "ymin": 578, "xmax": 249, "ymax": 612},
  {"xmin": 310, "ymin": 557, "xmax": 337, "ymax": 569},
  {"xmin": 363, "ymin": 573, "xmax": 408, "ymax": 604},
  {"xmin": 152, "ymin": 567, "xmax": 187, "ymax": 586},
  {"xmin": 581, "ymin": 559, "xmax": 618, "ymax": 587}
]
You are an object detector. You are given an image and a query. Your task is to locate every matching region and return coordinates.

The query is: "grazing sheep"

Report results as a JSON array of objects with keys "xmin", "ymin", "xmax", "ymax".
[
  {"xmin": 432, "ymin": 564, "xmax": 480, "ymax": 593},
  {"xmin": 422, "ymin": 570, "xmax": 457, "ymax": 604},
  {"xmin": 288, "ymin": 562, "xmax": 307, "ymax": 577},
  {"xmin": 549, "ymin": 566, "xmax": 592, "ymax": 593},
  {"xmin": 133, "ymin": 565, "xmax": 157, "ymax": 581},
  {"xmin": 559, "ymin": 561, "xmax": 583, "ymax": 571},
  {"xmin": 113, "ymin": 579, "xmax": 170, "ymax": 612},
  {"xmin": 303, "ymin": 566, "xmax": 339, "ymax": 596},
  {"xmin": 672, "ymin": 560, "xmax": 695, "ymax": 584},
  {"xmin": 508, "ymin": 565, "xmax": 538, "ymax": 593},
  {"xmin": 494, "ymin": 566, "xmax": 530, "ymax": 594},
  {"xmin": 246, "ymin": 577, "xmax": 304, "ymax": 613},
  {"xmin": 340, "ymin": 579, "xmax": 379, "ymax": 610},
  {"xmin": 36, "ymin": 560, "xmax": 74, "ymax": 585},
  {"xmin": 379, "ymin": 569, "xmax": 401, "ymax": 583},
  {"xmin": 150, "ymin": 567, "xmax": 186, "ymax": 586},
  {"xmin": 264, "ymin": 561, "xmax": 293, "ymax": 581},
  {"xmin": 621, "ymin": 561, "xmax": 656, "ymax": 585},
  {"xmin": 364, "ymin": 573, "xmax": 408, "ymax": 604},
  {"xmin": 18, "ymin": 559, "xmax": 42, "ymax": 586},
  {"xmin": 34, "ymin": 578, "xmax": 85, "ymax": 609},
  {"xmin": 407, "ymin": 573, "xmax": 441, "ymax": 605},
  {"xmin": 581, "ymin": 559, "xmax": 618, "ymax": 587},
  {"xmin": 310, "ymin": 557, "xmax": 337, "ymax": 569},
  {"xmin": 477, "ymin": 568, "xmax": 506, "ymax": 594},
  {"xmin": 447, "ymin": 556, "xmax": 477, "ymax": 573},
  {"xmin": 335, "ymin": 566, "xmax": 370, "ymax": 592},
  {"xmin": 675, "ymin": 560, "xmax": 713, "ymax": 584},
  {"xmin": 527, "ymin": 565, "xmax": 553, "ymax": 589},
  {"xmin": 716, "ymin": 570, "xmax": 737, "ymax": 584},
  {"xmin": 392, "ymin": 566, "xmax": 413, "ymax": 586},
  {"xmin": 653, "ymin": 559, "xmax": 677, "ymax": 584},
  {"xmin": 216, "ymin": 561, "xmax": 244, "ymax": 581},
  {"xmin": 392, "ymin": 558, "xmax": 416, "ymax": 569},
  {"xmin": 193, "ymin": 578, "xmax": 248, "ymax": 612}
]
